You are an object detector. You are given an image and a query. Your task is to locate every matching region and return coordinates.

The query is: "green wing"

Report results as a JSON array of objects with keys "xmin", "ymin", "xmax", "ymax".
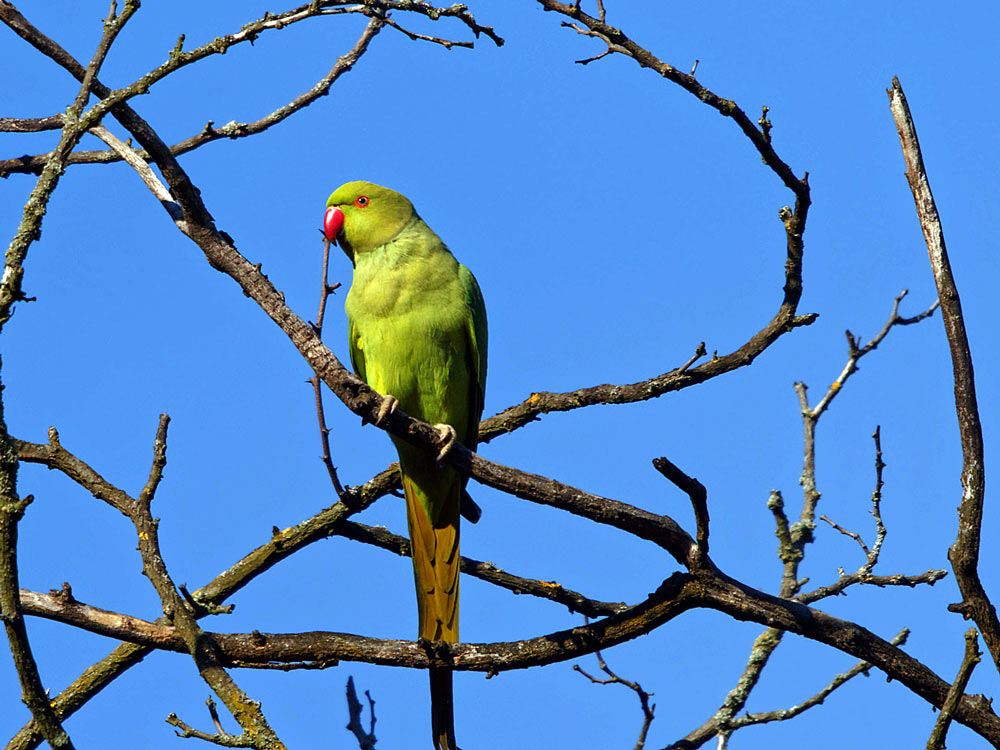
[
  {"xmin": 459, "ymin": 263, "xmax": 487, "ymax": 451},
  {"xmin": 347, "ymin": 317, "xmax": 367, "ymax": 384}
]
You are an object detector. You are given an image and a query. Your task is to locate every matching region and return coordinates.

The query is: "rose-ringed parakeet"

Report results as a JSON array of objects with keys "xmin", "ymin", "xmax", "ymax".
[{"xmin": 323, "ymin": 181, "xmax": 487, "ymax": 750}]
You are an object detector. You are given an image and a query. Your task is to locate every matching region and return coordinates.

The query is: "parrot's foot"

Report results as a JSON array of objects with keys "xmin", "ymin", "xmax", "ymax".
[
  {"xmin": 432, "ymin": 424, "xmax": 458, "ymax": 463},
  {"xmin": 375, "ymin": 395, "xmax": 399, "ymax": 425}
]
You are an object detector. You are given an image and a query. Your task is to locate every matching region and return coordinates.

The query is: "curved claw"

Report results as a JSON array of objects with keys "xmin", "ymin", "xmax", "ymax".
[
  {"xmin": 375, "ymin": 395, "xmax": 399, "ymax": 426},
  {"xmin": 432, "ymin": 423, "xmax": 458, "ymax": 463}
]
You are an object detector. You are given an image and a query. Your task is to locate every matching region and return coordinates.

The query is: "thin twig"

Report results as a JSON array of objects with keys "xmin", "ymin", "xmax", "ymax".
[
  {"xmin": 859, "ymin": 426, "xmax": 888, "ymax": 577},
  {"xmin": 538, "ymin": 0, "xmax": 808, "ymax": 199},
  {"xmin": 731, "ymin": 629, "xmax": 910, "ymax": 730},
  {"xmin": 310, "ymin": 235, "xmax": 346, "ymax": 498},
  {"xmin": 797, "ymin": 569, "xmax": 947, "ymax": 605},
  {"xmin": 807, "ymin": 290, "xmax": 939, "ymax": 421},
  {"xmin": 381, "ymin": 14, "xmax": 472, "ymax": 49},
  {"xmin": 560, "ymin": 21, "xmax": 632, "ymax": 64},
  {"xmin": 927, "ymin": 629, "xmax": 982, "ymax": 750},
  {"xmin": 819, "ymin": 515, "xmax": 870, "ymax": 556},
  {"xmin": 575, "ymin": 648, "xmax": 655, "ymax": 749},
  {"xmin": 685, "ymin": 289, "xmax": 940, "ymax": 748},
  {"xmin": 345, "ymin": 676, "xmax": 377, "ymax": 749},
  {"xmin": 166, "ymin": 695, "xmax": 255, "ymax": 748},
  {"xmin": 678, "ymin": 342, "xmax": 707, "ymax": 373}
]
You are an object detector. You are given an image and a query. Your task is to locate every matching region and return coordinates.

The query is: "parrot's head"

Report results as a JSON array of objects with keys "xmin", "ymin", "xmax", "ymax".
[{"xmin": 323, "ymin": 181, "xmax": 416, "ymax": 262}]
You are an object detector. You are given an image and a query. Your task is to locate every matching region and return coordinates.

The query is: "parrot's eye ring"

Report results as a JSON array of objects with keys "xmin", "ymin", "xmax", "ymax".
[{"xmin": 355, "ymin": 195, "xmax": 369, "ymax": 208}]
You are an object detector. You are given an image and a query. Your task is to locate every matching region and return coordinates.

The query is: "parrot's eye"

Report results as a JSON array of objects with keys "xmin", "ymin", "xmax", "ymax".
[{"xmin": 355, "ymin": 195, "xmax": 369, "ymax": 208}]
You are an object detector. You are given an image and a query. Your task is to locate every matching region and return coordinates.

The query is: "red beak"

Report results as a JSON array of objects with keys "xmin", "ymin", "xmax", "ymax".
[{"xmin": 323, "ymin": 206, "xmax": 345, "ymax": 242}]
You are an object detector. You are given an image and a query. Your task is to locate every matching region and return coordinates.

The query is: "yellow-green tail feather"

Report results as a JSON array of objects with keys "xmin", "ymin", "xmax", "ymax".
[{"xmin": 402, "ymin": 470, "xmax": 461, "ymax": 749}]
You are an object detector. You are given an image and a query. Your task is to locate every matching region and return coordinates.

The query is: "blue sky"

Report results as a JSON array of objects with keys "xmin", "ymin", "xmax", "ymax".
[{"xmin": 2, "ymin": 1, "xmax": 998, "ymax": 747}]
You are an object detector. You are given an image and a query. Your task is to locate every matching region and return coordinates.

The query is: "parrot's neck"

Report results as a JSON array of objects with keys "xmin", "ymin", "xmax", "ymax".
[
  {"xmin": 355, "ymin": 217, "xmax": 449, "ymax": 272},
  {"xmin": 348, "ymin": 219, "xmax": 460, "ymax": 322}
]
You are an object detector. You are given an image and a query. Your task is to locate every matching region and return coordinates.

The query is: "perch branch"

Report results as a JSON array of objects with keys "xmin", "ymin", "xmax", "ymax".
[{"xmin": 16, "ymin": 570, "xmax": 1000, "ymax": 743}]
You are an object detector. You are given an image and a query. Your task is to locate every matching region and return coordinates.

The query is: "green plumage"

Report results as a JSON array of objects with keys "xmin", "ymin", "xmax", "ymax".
[{"xmin": 326, "ymin": 181, "xmax": 487, "ymax": 750}]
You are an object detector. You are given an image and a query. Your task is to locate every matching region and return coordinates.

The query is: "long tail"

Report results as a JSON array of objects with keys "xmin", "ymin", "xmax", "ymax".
[
  {"xmin": 401, "ymin": 469, "xmax": 461, "ymax": 750},
  {"xmin": 430, "ymin": 667, "xmax": 457, "ymax": 750}
]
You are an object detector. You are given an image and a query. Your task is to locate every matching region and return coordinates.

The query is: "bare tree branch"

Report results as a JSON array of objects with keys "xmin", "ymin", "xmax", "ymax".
[
  {"xmin": 1, "ymin": 11, "xmax": 386, "ymax": 177},
  {"xmin": 888, "ymin": 76, "xmax": 998, "ymax": 670},
  {"xmin": 676, "ymin": 291, "xmax": 944, "ymax": 747},
  {"xmin": 0, "ymin": 0, "xmax": 502, "ymax": 176},
  {"xmin": 537, "ymin": 0, "xmax": 807, "ymax": 198},
  {"xmin": 0, "ymin": 114, "xmax": 62, "ymax": 132},
  {"xmin": 127, "ymin": 415, "xmax": 288, "ymax": 749},
  {"xmin": 0, "ymin": 4, "xmax": 152, "ymax": 744}
]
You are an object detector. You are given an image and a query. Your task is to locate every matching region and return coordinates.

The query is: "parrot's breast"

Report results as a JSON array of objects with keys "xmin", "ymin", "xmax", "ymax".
[{"xmin": 346, "ymin": 242, "xmax": 473, "ymax": 436}]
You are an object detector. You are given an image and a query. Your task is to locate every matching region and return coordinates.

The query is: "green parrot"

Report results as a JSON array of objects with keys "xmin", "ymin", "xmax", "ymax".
[{"xmin": 323, "ymin": 181, "xmax": 487, "ymax": 750}]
